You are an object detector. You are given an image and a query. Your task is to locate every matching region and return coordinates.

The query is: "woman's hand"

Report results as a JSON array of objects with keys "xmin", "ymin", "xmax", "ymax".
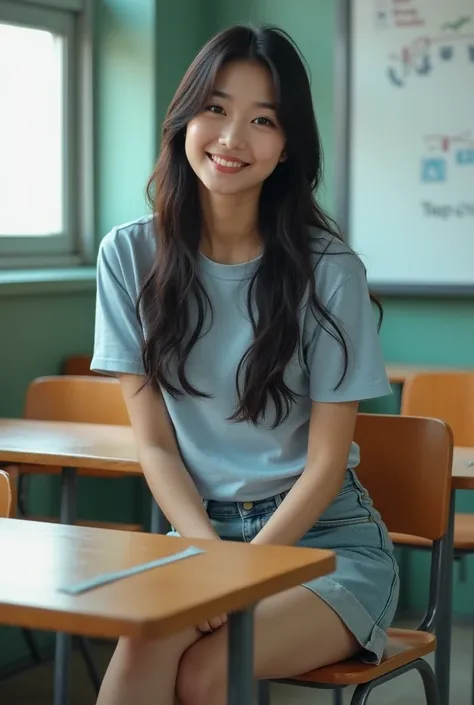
[{"xmin": 198, "ymin": 614, "xmax": 227, "ymax": 634}]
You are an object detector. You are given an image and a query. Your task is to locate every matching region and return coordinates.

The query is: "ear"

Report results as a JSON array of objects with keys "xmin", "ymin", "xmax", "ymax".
[{"xmin": 279, "ymin": 150, "xmax": 287, "ymax": 163}]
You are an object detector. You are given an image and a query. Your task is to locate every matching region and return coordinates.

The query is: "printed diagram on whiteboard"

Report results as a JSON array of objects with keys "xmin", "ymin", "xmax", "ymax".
[
  {"xmin": 349, "ymin": 0, "xmax": 474, "ymax": 288},
  {"xmin": 374, "ymin": 1, "xmax": 474, "ymax": 86},
  {"xmin": 421, "ymin": 131, "xmax": 474, "ymax": 184}
]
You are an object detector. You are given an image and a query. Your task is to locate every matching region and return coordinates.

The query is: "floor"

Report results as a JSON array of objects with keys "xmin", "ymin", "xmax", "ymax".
[{"xmin": 0, "ymin": 622, "xmax": 471, "ymax": 704}]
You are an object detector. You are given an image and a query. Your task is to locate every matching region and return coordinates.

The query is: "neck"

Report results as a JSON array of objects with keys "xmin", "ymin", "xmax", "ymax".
[{"xmin": 199, "ymin": 187, "xmax": 262, "ymax": 264}]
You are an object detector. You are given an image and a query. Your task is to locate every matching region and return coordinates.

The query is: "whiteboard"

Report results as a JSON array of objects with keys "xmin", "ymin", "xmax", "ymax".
[{"xmin": 348, "ymin": 0, "xmax": 474, "ymax": 292}]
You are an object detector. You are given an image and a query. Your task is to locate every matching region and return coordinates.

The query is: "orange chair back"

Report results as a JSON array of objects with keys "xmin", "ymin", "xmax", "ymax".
[
  {"xmin": 25, "ymin": 376, "xmax": 129, "ymax": 426},
  {"xmin": 355, "ymin": 413, "xmax": 453, "ymax": 541},
  {"xmin": 401, "ymin": 372, "xmax": 474, "ymax": 447}
]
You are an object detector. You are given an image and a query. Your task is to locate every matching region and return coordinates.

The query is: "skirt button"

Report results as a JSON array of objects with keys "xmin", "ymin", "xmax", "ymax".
[{"xmin": 242, "ymin": 501, "xmax": 254, "ymax": 511}]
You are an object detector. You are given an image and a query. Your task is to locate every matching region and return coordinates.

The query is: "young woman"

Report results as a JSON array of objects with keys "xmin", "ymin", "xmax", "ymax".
[{"xmin": 92, "ymin": 24, "xmax": 399, "ymax": 705}]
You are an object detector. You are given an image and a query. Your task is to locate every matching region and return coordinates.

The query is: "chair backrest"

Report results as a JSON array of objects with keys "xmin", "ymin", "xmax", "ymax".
[
  {"xmin": 25, "ymin": 376, "xmax": 130, "ymax": 426},
  {"xmin": 401, "ymin": 372, "xmax": 474, "ymax": 447},
  {"xmin": 354, "ymin": 413, "xmax": 453, "ymax": 540},
  {"xmin": 0, "ymin": 470, "xmax": 15, "ymax": 518}
]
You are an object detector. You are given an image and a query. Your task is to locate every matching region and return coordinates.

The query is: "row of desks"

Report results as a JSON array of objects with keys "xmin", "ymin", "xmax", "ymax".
[{"xmin": 0, "ymin": 409, "xmax": 473, "ymax": 705}]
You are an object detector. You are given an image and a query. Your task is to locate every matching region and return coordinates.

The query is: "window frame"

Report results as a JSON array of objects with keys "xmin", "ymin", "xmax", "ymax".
[{"xmin": 0, "ymin": 0, "xmax": 94, "ymax": 269}]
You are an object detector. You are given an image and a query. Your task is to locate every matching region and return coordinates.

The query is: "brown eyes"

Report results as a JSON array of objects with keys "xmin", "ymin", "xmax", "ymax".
[{"xmin": 205, "ymin": 105, "xmax": 275, "ymax": 127}]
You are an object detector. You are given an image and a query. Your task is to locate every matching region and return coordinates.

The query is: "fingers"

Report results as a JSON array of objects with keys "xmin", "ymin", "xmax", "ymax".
[
  {"xmin": 198, "ymin": 621, "xmax": 213, "ymax": 634},
  {"xmin": 209, "ymin": 614, "xmax": 227, "ymax": 630},
  {"xmin": 198, "ymin": 614, "xmax": 227, "ymax": 633}
]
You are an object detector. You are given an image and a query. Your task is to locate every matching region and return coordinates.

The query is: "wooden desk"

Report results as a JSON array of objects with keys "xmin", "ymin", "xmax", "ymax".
[
  {"xmin": 0, "ymin": 418, "xmax": 166, "ymax": 529},
  {"xmin": 452, "ymin": 447, "xmax": 474, "ymax": 490},
  {"xmin": 0, "ymin": 519, "xmax": 335, "ymax": 705},
  {"xmin": 386, "ymin": 364, "xmax": 428, "ymax": 385},
  {"xmin": 0, "ymin": 418, "xmax": 139, "ymax": 475},
  {"xmin": 386, "ymin": 364, "xmax": 474, "ymax": 385}
]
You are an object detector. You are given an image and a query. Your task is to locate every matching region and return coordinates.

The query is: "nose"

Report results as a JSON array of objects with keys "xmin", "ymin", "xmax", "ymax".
[{"xmin": 218, "ymin": 119, "xmax": 247, "ymax": 151}]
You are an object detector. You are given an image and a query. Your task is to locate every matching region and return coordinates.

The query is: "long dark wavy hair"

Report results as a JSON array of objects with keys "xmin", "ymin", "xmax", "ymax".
[{"xmin": 137, "ymin": 24, "xmax": 381, "ymax": 427}]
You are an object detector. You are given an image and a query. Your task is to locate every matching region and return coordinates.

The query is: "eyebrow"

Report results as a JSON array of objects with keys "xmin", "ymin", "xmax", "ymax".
[{"xmin": 212, "ymin": 89, "xmax": 276, "ymax": 111}]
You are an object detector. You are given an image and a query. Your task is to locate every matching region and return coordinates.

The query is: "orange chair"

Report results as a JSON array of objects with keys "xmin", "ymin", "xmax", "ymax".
[
  {"xmin": 399, "ymin": 372, "xmax": 474, "ymax": 552},
  {"xmin": 13, "ymin": 375, "xmax": 143, "ymax": 532},
  {"xmin": 396, "ymin": 372, "xmax": 474, "ymax": 702},
  {"xmin": 258, "ymin": 413, "xmax": 453, "ymax": 705},
  {"xmin": 0, "ymin": 469, "xmax": 15, "ymax": 518}
]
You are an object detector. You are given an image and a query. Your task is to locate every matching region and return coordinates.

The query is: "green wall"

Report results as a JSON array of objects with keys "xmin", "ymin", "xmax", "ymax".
[
  {"xmin": 155, "ymin": 1, "xmax": 214, "ymax": 134},
  {"xmin": 97, "ymin": 0, "xmax": 155, "ymax": 234},
  {"xmin": 0, "ymin": 293, "xmax": 95, "ymax": 419}
]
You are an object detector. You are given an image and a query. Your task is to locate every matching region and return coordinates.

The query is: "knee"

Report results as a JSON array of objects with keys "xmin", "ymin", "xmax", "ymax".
[
  {"xmin": 114, "ymin": 636, "xmax": 161, "ymax": 674},
  {"xmin": 115, "ymin": 629, "xmax": 197, "ymax": 676},
  {"xmin": 176, "ymin": 644, "xmax": 224, "ymax": 705}
]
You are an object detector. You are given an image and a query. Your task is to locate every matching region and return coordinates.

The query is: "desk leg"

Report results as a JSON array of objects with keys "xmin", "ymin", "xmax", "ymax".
[
  {"xmin": 60, "ymin": 467, "xmax": 77, "ymax": 524},
  {"xmin": 54, "ymin": 633, "xmax": 72, "ymax": 705},
  {"xmin": 54, "ymin": 467, "xmax": 78, "ymax": 705},
  {"xmin": 435, "ymin": 489, "xmax": 455, "ymax": 705},
  {"xmin": 150, "ymin": 497, "xmax": 170, "ymax": 534},
  {"xmin": 228, "ymin": 608, "xmax": 255, "ymax": 705}
]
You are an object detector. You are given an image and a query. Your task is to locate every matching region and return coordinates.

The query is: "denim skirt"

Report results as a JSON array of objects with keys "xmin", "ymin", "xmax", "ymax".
[{"xmin": 170, "ymin": 469, "xmax": 399, "ymax": 663}]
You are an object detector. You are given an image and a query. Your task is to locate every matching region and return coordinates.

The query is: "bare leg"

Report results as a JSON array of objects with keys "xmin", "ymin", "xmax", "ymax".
[
  {"xmin": 176, "ymin": 586, "xmax": 360, "ymax": 705},
  {"xmin": 96, "ymin": 628, "xmax": 200, "ymax": 705}
]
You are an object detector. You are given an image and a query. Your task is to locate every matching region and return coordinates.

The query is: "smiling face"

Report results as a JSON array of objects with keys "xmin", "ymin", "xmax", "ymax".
[{"xmin": 184, "ymin": 60, "xmax": 286, "ymax": 197}]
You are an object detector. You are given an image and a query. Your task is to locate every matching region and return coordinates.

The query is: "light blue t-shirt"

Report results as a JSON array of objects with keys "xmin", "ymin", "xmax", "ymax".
[{"xmin": 91, "ymin": 215, "xmax": 391, "ymax": 501}]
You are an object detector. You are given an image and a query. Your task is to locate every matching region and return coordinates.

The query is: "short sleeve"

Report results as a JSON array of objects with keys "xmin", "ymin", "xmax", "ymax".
[
  {"xmin": 308, "ymin": 265, "xmax": 391, "ymax": 403},
  {"xmin": 90, "ymin": 231, "xmax": 145, "ymax": 376}
]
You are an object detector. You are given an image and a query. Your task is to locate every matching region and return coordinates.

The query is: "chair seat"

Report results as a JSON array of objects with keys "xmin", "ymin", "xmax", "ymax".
[
  {"xmin": 287, "ymin": 629, "xmax": 436, "ymax": 686},
  {"xmin": 391, "ymin": 513, "xmax": 474, "ymax": 551}
]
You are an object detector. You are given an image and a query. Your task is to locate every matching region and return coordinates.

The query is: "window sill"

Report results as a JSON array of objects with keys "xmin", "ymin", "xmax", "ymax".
[{"xmin": 0, "ymin": 267, "xmax": 97, "ymax": 297}]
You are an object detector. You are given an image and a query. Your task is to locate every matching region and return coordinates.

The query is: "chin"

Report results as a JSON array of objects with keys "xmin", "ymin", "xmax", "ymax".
[
  {"xmin": 205, "ymin": 184, "xmax": 249, "ymax": 196},
  {"xmin": 199, "ymin": 174, "xmax": 263, "ymax": 197}
]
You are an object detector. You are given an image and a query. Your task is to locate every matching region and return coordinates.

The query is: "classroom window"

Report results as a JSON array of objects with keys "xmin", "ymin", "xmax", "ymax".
[{"xmin": 0, "ymin": 0, "xmax": 93, "ymax": 268}]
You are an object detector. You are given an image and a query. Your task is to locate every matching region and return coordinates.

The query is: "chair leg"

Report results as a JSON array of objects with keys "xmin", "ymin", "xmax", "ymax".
[
  {"xmin": 21, "ymin": 628, "xmax": 42, "ymax": 664},
  {"xmin": 350, "ymin": 658, "xmax": 439, "ymax": 705},
  {"xmin": 76, "ymin": 636, "xmax": 102, "ymax": 695},
  {"xmin": 258, "ymin": 680, "xmax": 271, "ymax": 705},
  {"xmin": 333, "ymin": 687, "xmax": 344, "ymax": 705},
  {"xmin": 16, "ymin": 473, "xmax": 29, "ymax": 517}
]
